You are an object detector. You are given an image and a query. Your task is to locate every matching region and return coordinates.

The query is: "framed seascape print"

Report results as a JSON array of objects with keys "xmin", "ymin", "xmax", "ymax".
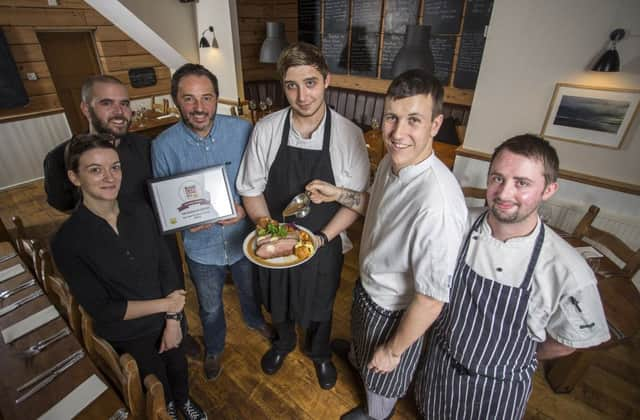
[
  {"xmin": 148, "ymin": 165, "xmax": 236, "ymax": 234},
  {"xmin": 541, "ymin": 83, "xmax": 640, "ymax": 149}
]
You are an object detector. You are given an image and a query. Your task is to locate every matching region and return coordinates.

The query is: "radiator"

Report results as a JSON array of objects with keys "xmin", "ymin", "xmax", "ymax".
[{"xmin": 541, "ymin": 200, "xmax": 640, "ymax": 290}]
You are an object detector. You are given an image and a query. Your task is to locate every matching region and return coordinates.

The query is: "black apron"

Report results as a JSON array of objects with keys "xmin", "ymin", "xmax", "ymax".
[
  {"xmin": 416, "ymin": 210, "xmax": 544, "ymax": 420},
  {"xmin": 258, "ymin": 107, "xmax": 343, "ymax": 328}
]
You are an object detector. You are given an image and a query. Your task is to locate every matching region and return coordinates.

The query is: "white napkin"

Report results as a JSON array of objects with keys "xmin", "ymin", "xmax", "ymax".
[
  {"xmin": 1, "ymin": 305, "xmax": 59, "ymax": 344},
  {"xmin": 576, "ymin": 246, "xmax": 604, "ymax": 259},
  {"xmin": 0, "ymin": 264, "xmax": 25, "ymax": 283},
  {"xmin": 38, "ymin": 374, "xmax": 108, "ymax": 420}
]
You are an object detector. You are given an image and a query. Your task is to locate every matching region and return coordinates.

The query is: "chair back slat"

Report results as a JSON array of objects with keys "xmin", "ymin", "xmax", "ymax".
[
  {"xmin": 144, "ymin": 374, "xmax": 172, "ymax": 420},
  {"xmin": 79, "ymin": 306, "xmax": 145, "ymax": 418}
]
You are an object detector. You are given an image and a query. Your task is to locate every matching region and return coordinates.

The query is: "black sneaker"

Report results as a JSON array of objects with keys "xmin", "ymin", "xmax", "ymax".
[
  {"xmin": 179, "ymin": 399, "xmax": 208, "ymax": 420},
  {"xmin": 166, "ymin": 401, "xmax": 178, "ymax": 420}
]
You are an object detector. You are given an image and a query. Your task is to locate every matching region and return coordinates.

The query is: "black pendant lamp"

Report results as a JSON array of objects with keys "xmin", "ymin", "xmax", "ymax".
[
  {"xmin": 592, "ymin": 28, "xmax": 625, "ymax": 72},
  {"xmin": 391, "ymin": 25, "xmax": 435, "ymax": 78},
  {"xmin": 259, "ymin": 22, "xmax": 289, "ymax": 63}
]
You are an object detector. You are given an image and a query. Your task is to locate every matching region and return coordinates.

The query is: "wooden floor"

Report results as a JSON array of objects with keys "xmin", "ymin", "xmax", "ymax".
[{"xmin": 1, "ymin": 180, "xmax": 639, "ymax": 420}]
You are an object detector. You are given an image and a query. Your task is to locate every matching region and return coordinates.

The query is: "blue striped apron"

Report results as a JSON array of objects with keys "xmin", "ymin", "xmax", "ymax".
[
  {"xmin": 351, "ymin": 281, "xmax": 424, "ymax": 398},
  {"xmin": 415, "ymin": 211, "xmax": 544, "ymax": 420}
]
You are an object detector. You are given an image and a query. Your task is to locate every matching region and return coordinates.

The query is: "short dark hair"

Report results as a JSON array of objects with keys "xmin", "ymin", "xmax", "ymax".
[
  {"xmin": 277, "ymin": 42, "xmax": 329, "ymax": 81},
  {"xmin": 171, "ymin": 63, "xmax": 219, "ymax": 102},
  {"xmin": 386, "ymin": 69, "xmax": 444, "ymax": 119},
  {"xmin": 81, "ymin": 75, "xmax": 126, "ymax": 103},
  {"xmin": 65, "ymin": 133, "xmax": 118, "ymax": 173},
  {"xmin": 490, "ymin": 134, "xmax": 560, "ymax": 185}
]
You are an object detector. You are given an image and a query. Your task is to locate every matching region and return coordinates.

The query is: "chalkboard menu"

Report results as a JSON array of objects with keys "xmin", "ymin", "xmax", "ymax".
[
  {"xmin": 298, "ymin": 0, "xmax": 321, "ymax": 33},
  {"xmin": 299, "ymin": 31, "xmax": 321, "ymax": 47},
  {"xmin": 431, "ymin": 35, "xmax": 456, "ymax": 85},
  {"xmin": 454, "ymin": 32, "xmax": 485, "ymax": 89},
  {"xmin": 324, "ymin": 0, "xmax": 349, "ymax": 34},
  {"xmin": 462, "ymin": 0, "xmax": 493, "ymax": 33},
  {"xmin": 350, "ymin": 30, "xmax": 379, "ymax": 77},
  {"xmin": 384, "ymin": 0, "xmax": 419, "ymax": 34},
  {"xmin": 352, "ymin": 0, "xmax": 383, "ymax": 33},
  {"xmin": 323, "ymin": 33, "xmax": 348, "ymax": 74},
  {"xmin": 380, "ymin": 33, "xmax": 403, "ymax": 79},
  {"xmin": 423, "ymin": 0, "xmax": 464, "ymax": 34}
]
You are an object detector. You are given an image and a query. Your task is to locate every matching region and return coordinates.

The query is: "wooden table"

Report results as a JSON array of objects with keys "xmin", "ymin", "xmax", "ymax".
[
  {"xmin": 130, "ymin": 111, "xmax": 179, "ymax": 139},
  {"xmin": 545, "ymin": 232, "xmax": 640, "ymax": 393},
  {"xmin": 0, "ymin": 242, "xmax": 125, "ymax": 419}
]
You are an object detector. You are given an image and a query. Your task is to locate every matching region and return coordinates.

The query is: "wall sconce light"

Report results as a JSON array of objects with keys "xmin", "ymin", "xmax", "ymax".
[
  {"xmin": 199, "ymin": 26, "xmax": 219, "ymax": 49},
  {"xmin": 392, "ymin": 25, "xmax": 435, "ymax": 78},
  {"xmin": 259, "ymin": 22, "xmax": 289, "ymax": 63},
  {"xmin": 592, "ymin": 28, "xmax": 625, "ymax": 72}
]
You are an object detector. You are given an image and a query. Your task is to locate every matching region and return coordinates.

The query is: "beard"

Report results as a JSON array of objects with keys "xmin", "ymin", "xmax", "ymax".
[
  {"xmin": 89, "ymin": 107, "xmax": 130, "ymax": 137},
  {"xmin": 489, "ymin": 202, "xmax": 538, "ymax": 224},
  {"xmin": 178, "ymin": 107, "xmax": 215, "ymax": 135}
]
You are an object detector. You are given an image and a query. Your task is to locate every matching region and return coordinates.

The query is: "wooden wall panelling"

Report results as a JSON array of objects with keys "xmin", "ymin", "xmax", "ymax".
[
  {"xmin": 94, "ymin": 26, "xmax": 128, "ymax": 42},
  {"xmin": 96, "ymin": 40, "xmax": 147, "ymax": 57},
  {"xmin": 0, "ymin": 94, "xmax": 62, "ymax": 121},
  {"xmin": 0, "ymin": 2, "xmax": 172, "ymax": 122},
  {"xmin": 16, "ymin": 61, "xmax": 51, "ymax": 79},
  {"xmin": 3, "ymin": 26, "xmax": 38, "ymax": 44}
]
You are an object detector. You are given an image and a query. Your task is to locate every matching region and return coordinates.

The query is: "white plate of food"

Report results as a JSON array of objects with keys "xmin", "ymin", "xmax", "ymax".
[{"xmin": 243, "ymin": 218, "xmax": 316, "ymax": 269}]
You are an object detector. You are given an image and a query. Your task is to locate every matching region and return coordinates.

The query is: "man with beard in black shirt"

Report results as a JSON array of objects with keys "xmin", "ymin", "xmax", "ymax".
[{"xmin": 43, "ymin": 75, "xmax": 200, "ymax": 358}]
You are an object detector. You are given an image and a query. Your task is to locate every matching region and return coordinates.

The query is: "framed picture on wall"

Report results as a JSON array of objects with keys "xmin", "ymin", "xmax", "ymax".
[{"xmin": 541, "ymin": 83, "xmax": 640, "ymax": 149}]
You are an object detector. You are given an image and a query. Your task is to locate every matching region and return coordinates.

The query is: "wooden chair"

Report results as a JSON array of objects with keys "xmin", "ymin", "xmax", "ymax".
[
  {"xmin": 144, "ymin": 374, "xmax": 172, "ymax": 420},
  {"xmin": 572, "ymin": 205, "xmax": 640, "ymax": 278},
  {"xmin": 79, "ymin": 306, "xmax": 146, "ymax": 418},
  {"xmin": 545, "ymin": 205, "xmax": 640, "ymax": 393},
  {"xmin": 0, "ymin": 216, "xmax": 10, "ymax": 243},
  {"xmin": 461, "ymin": 187, "xmax": 486, "ymax": 201},
  {"xmin": 11, "ymin": 215, "xmax": 39, "ymax": 272},
  {"xmin": 39, "ymin": 248, "xmax": 82, "ymax": 335}
]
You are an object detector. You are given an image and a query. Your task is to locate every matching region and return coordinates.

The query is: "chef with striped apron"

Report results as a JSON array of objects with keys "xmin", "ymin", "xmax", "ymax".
[{"xmin": 416, "ymin": 210, "xmax": 543, "ymax": 419}]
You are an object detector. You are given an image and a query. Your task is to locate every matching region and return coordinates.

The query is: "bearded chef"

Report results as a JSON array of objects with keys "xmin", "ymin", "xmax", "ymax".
[{"xmin": 237, "ymin": 42, "xmax": 369, "ymax": 390}]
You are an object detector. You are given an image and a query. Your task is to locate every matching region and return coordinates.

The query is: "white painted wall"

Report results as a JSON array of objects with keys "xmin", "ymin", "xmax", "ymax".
[
  {"xmin": 0, "ymin": 114, "xmax": 71, "ymax": 190},
  {"xmin": 462, "ymin": 0, "xmax": 640, "ymax": 185},
  {"xmin": 119, "ymin": 0, "xmax": 199, "ymax": 64},
  {"xmin": 195, "ymin": 0, "xmax": 242, "ymax": 115}
]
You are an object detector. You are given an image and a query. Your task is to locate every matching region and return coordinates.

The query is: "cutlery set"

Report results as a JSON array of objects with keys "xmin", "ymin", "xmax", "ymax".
[
  {"xmin": 15, "ymin": 350, "xmax": 85, "ymax": 404},
  {"xmin": 0, "ymin": 278, "xmax": 36, "ymax": 300},
  {"xmin": 0, "ymin": 252, "xmax": 16, "ymax": 264},
  {"xmin": 0, "ymin": 290, "xmax": 44, "ymax": 316}
]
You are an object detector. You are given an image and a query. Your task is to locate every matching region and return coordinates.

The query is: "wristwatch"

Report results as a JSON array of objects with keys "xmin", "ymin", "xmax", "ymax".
[{"xmin": 165, "ymin": 311, "xmax": 184, "ymax": 321}]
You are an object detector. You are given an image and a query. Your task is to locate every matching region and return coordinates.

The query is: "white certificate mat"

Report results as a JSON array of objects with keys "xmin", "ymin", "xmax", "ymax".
[
  {"xmin": 0, "ymin": 264, "xmax": 25, "ymax": 283},
  {"xmin": 37, "ymin": 374, "xmax": 108, "ymax": 420},
  {"xmin": 2, "ymin": 305, "xmax": 60, "ymax": 344},
  {"xmin": 149, "ymin": 165, "xmax": 236, "ymax": 234}
]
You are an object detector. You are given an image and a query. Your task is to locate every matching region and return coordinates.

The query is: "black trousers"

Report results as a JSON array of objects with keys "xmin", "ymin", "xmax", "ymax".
[
  {"xmin": 273, "ymin": 317, "xmax": 332, "ymax": 361},
  {"xmin": 110, "ymin": 329, "xmax": 189, "ymax": 405}
]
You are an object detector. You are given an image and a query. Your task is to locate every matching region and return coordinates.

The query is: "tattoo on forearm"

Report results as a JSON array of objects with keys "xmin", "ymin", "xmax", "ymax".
[{"xmin": 338, "ymin": 189, "xmax": 361, "ymax": 209}]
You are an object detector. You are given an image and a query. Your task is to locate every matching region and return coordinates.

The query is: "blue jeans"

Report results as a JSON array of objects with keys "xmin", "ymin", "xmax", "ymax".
[{"xmin": 186, "ymin": 256, "xmax": 266, "ymax": 356}]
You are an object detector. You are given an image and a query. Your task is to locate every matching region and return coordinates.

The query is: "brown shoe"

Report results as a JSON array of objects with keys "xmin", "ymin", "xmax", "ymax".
[
  {"xmin": 204, "ymin": 354, "xmax": 222, "ymax": 380},
  {"xmin": 250, "ymin": 323, "xmax": 275, "ymax": 341},
  {"xmin": 183, "ymin": 334, "xmax": 201, "ymax": 359}
]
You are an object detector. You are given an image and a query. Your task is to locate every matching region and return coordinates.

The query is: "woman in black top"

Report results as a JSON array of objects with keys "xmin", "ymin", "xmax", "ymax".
[{"xmin": 51, "ymin": 134, "xmax": 206, "ymax": 420}]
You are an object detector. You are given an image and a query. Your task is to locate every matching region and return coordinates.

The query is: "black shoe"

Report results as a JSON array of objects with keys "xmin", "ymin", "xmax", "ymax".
[
  {"xmin": 204, "ymin": 354, "xmax": 222, "ymax": 380},
  {"xmin": 183, "ymin": 334, "xmax": 201, "ymax": 359},
  {"xmin": 179, "ymin": 398, "xmax": 208, "ymax": 420},
  {"xmin": 261, "ymin": 347, "xmax": 288, "ymax": 375},
  {"xmin": 166, "ymin": 401, "xmax": 178, "ymax": 420},
  {"xmin": 331, "ymin": 338, "xmax": 352, "ymax": 362},
  {"xmin": 313, "ymin": 359, "xmax": 337, "ymax": 390},
  {"xmin": 341, "ymin": 406, "xmax": 374, "ymax": 420}
]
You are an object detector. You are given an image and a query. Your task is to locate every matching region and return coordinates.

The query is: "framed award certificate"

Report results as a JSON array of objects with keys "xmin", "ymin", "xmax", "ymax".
[{"xmin": 148, "ymin": 165, "xmax": 237, "ymax": 234}]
